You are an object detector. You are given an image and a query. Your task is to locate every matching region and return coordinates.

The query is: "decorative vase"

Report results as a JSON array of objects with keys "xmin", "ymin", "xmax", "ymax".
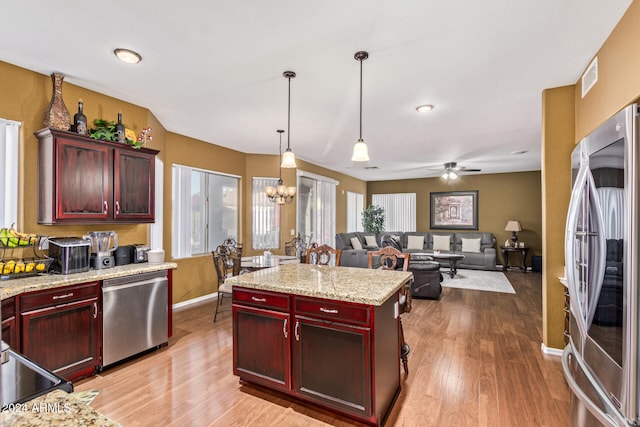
[{"xmin": 43, "ymin": 73, "xmax": 71, "ymax": 130}]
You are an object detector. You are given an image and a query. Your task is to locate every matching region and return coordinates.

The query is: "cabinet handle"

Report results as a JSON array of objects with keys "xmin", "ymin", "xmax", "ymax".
[
  {"xmin": 251, "ymin": 296, "xmax": 267, "ymax": 303},
  {"xmin": 93, "ymin": 302, "xmax": 98, "ymax": 319},
  {"xmin": 115, "ymin": 201, "xmax": 120, "ymax": 214},
  {"xmin": 52, "ymin": 292, "xmax": 74, "ymax": 300},
  {"xmin": 103, "ymin": 200, "xmax": 108, "ymax": 214},
  {"xmin": 283, "ymin": 318, "xmax": 288, "ymax": 339},
  {"xmin": 294, "ymin": 320, "xmax": 300, "ymax": 341},
  {"xmin": 320, "ymin": 307, "xmax": 338, "ymax": 314}
]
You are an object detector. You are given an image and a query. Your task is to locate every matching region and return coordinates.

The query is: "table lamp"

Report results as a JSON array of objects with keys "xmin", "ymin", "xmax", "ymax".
[{"xmin": 505, "ymin": 220, "xmax": 522, "ymax": 244}]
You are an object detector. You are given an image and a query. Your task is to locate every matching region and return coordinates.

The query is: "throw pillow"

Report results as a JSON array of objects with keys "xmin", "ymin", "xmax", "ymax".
[
  {"xmin": 407, "ymin": 235, "xmax": 425, "ymax": 250},
  {"xmin": 461, "ymin": 237, "xmax": 482, "ymax": 253},
  {"xmin": 364, "ymin": 235, "xmax": 378, "ymax": 247},
  {"xmin": 350, "ymin": 237, "xmax": 363, "ymax": 250},
  {"xmin": 432, "ymin": 235, "xmax": 450, "ymax": 252}
]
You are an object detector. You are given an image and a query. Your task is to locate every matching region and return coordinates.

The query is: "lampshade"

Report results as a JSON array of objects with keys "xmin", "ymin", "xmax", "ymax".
[
  {"xmin": 505, "ymin": 220, "xmax": 522, "ymax": 232},
  {"xmin": 281, "ymin": 148, "xmax": 297, "ymax": 168},
  {"xmin": 351, "ymin": 139, "xmax": 369, "ymax": 162}
]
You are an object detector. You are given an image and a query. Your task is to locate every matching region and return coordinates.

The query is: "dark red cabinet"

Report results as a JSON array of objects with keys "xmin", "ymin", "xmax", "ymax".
[
  {"xmin": 2, "ymin": 296, "xmax": 18, "ymax": 348},
  {"xmin": 233, "ymin": 287, "xmax": 400, "ymax": 426},
  {"xmin": 36, "ymin": 127, "xmax": 157, "ymax": 224},
  {"xmin": 20, "ymin": 281, "xmax": 100, "ymax": 381}
]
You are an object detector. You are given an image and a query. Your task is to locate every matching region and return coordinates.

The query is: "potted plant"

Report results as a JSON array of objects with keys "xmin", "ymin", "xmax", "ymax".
[{"xmin": 361, "ymin": 205, "xmax": 385, "ymax": 233}]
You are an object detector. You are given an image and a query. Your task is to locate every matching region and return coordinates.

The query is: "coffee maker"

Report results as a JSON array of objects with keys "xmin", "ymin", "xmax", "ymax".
[{"xmin": 85, "ymin": 231, "xmax": 118, "ymax": 269}]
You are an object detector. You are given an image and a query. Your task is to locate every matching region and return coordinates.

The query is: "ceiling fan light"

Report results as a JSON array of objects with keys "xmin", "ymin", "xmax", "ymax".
[
  {"xmin": 281, "ymin": 148, "xmax": 297, "ymax": 168},
  {"xmin": 351, "ymin": 139, "xmax": 370, "ymax": 162},
  {"xmin": 449, "ymin": 171, "xmax": 458, "ymax": 180}
]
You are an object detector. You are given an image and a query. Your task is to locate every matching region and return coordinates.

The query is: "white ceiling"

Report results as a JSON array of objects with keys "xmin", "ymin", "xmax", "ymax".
[{"xmin": 0, "ymin": 0, "xmax": 631, "ymax": 180}]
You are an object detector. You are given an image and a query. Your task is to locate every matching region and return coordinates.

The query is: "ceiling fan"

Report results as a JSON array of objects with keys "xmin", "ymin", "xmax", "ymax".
[{"xmin": 437, "ymin": 162, "xmax": 482, "ymax": 180}]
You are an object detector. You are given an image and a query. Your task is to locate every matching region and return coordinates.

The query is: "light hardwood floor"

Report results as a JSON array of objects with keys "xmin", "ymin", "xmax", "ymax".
[{"xmin": 75, "ymin": 271, "xmax": 570, "ymax": 426}]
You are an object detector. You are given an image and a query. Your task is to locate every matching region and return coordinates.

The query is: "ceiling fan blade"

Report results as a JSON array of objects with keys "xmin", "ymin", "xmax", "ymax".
[{"xmin": 460, "ymin": 168, "xmax": 482, "ymax": 172}]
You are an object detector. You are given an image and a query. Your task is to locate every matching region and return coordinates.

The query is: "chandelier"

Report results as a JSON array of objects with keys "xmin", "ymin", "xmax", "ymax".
[{"xmin": 265, "ymin": 130, "xmax": 296, "ymax": 204}]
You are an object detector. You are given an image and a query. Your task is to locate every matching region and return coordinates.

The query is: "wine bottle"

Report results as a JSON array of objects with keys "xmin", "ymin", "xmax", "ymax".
[
  {"xmin": 73, "ymin": 99, "xmax": 87, "ymax": 135},
  {"xmin": 115, "ymin": 111, "xmax": 125, "ymax": 143}
]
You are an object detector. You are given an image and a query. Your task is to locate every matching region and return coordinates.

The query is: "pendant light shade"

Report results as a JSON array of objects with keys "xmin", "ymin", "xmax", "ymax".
[
  {"xmin": 281, "ymin": 71, "xmax": 297, "ymax": 168},
  {"xmin": 265, "ymin": 130, "xmax": 296, "ymax": 204},
  {"xmin": 351, "ymin": 51, "xmax": 370, "ymax": 162}
]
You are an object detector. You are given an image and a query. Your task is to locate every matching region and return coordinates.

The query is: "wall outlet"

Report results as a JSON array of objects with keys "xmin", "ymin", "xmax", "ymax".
[{"xmin": 291, "ymin": 229, "xmax": 295, "ymax": 236}]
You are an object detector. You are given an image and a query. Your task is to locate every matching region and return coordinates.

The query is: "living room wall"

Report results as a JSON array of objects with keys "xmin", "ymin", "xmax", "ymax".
[{"xmin": 367, "ymin": 171, "xmax": 542, "ymax": 267}]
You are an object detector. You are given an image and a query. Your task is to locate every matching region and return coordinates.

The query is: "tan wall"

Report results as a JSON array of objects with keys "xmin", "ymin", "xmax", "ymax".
[
  {"xmin": 0, "ymin": 61, "xmax": 152, "ymax": 244},
  {"xmin": 367, "ymin": 171, "xmax": 542, "ymax": 263},
  {"xmin": 541, "ymin": 86, "xmax": 575, "ymax": 350},
  {"xmin": 575, "ymin": 1, "xmax": 640, "ymax": 140},
  {"xmin": 164, "ymin": 132, "xmax": 246, "ymax": 303},
  {"xmin": 242, "ymin": 156, "xmax": 368, "ymax": 257}
]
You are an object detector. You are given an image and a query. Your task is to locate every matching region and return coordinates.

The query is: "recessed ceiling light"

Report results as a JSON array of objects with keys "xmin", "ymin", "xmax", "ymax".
[
  {"xmin": 510, "ymin": 150, "xmax": 528, "ymax": 155},
  {"xmin": 114, "ymin": 48, "xmax": 142, "ymax": 64},
  {"xmin": 416, "ymin": 104, "xmax": 434, "ymax": 113}
]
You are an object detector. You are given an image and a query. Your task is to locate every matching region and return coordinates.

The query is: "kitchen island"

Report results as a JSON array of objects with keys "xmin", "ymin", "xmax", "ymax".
[{"xmin": 225, "ymin": 263, "xmax": 413, "ymax": 427}]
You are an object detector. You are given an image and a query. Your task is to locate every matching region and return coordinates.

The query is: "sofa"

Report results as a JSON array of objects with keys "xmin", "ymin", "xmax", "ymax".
[{"xmin": 335, "ymin": 231, "xmax": 497, "ymax": 271}]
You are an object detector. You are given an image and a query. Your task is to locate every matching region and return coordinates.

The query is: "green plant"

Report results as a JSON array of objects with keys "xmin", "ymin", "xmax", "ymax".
[
  {"xmin": 362, "ymin": 205, "xmax": 385, "ymax": 233},
  {"xmin": 88, "ymin": 119, "xmax": 141, "ymax": 148}
]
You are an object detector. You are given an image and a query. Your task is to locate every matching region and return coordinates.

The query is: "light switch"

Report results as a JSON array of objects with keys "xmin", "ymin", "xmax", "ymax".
[{"xmin": 291, "ymin": 229, "xmax": 295, "ymax": 236}]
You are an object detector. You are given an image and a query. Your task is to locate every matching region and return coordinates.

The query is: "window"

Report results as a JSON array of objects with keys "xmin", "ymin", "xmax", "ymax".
[
  {"xmin": 0, "ymin": 119, "xmax": 19, "ymax": 227},
  {"xmin": 372, "ymin": 193, "xmax": 416, "ymax": 231},
  {"xmin": 297, "ymin": 171, "xmax": 338, "ymax": 246},
  {"xmin": 252, "ymin": 177, "xmax": 280, "ymax": 249},
  {"xmin": 172, "ymin": 165, "xmax": 239, "ymax": 258},
  {"xmin": 346, "ymin": 191, "xmax": 364, "ymax": 232}
]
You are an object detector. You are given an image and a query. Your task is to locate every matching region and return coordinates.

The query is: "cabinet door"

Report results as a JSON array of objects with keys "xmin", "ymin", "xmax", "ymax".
[
  {"xmin": 21, "ymin": 297, "xmax": 99, "ymax": 381},
  {"xmin": 2, "ymin": 296, "xmax": 17, "ymax": 348},
  {"xmin": 292, "ymin": 316, "xmax": 372, "ymax": 418},
  {"xmin": 233, "ymin": 305, "xmax": 291, "ymax": 393},
  {"xmin": 56, "ymin": 138, "xmax": 111, "ymax": 220},
  {"xmin": 113, "ymin": 148, "xmax": 155, "ymax": 221}
]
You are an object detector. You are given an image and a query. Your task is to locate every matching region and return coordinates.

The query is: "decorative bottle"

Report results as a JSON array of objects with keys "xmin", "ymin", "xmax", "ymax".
[
  {"xmin": 115, "ymin": 112, "xmax": 125, "ymax": 143},
  {"xmin": 73, "ymin": 99, "xmax": 87, "ymax": 135}
]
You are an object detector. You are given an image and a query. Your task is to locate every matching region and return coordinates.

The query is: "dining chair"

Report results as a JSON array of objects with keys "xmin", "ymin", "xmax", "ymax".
[
  {"xmin": 285, "ymin": 233, "xmax": 309, "ymax": 262},
  {"xmin": 367, "ymin": 246, "xmax": 412, "ymax": 375},
  {"xmin": 212, "ymin": 247, "xmax": 240, "ymax": 322},
  {"xmin": 306, "ymin": 244, "xmax": 342, "ymax": 266}
]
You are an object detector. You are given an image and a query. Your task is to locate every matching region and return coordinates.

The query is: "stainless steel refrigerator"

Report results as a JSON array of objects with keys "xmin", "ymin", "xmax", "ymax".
[{"xmin": 563, "ymin": 103, "xmax": 639, "ymax": 426}]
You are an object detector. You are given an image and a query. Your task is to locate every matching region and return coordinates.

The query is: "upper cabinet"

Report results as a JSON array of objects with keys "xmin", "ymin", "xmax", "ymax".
[{"xmin": 36, "ymin": 128, "xmax": 157, "ymax": 224}]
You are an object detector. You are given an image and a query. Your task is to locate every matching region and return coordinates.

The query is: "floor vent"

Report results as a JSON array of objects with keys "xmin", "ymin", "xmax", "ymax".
[{"xmin": 581, "ymin": 57, "xmax": 598, "ymax": 98}]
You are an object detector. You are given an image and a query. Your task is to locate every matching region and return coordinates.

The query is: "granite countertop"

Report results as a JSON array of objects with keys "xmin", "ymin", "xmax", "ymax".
[
  {"xmin": 0, "ymin": 262, "xmax": 177, "ymax": 300},
  {"xmin": 0, "ymin": 389, "xmax": 120, "ymax": 426},
  {"xmin": 225, "ymin": 263, "xmax": 413, "ymax": 306}
]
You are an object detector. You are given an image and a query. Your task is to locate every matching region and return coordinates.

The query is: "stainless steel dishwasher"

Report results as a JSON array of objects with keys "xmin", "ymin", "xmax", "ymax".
[{"xmin": 101, "ymin": 270, "xmax": 168, "ymax": 368}]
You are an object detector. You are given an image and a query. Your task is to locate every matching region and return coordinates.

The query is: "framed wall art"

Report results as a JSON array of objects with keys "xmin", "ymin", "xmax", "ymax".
[{"xmin": 430, "ymin": 190, "xmax": 478, "ymax": 230}]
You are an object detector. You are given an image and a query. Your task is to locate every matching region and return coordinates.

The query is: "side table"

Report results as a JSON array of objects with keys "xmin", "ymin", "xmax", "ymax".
[{"xmin": 500, "ymin": 246, "xmax": 529, "ymax": 272}]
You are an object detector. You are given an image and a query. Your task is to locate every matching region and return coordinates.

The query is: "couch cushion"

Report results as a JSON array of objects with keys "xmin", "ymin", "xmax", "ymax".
[
  {"xmin": 461, "ymin": 237, "xmax": 481, "ymax": 253},
  {"xmin": 452, "ymin": 232, "xmax": 495, "ymax": 252},
  {"xmin": 364, "ymin": 235, "xmax": 379, "ymax": 248},
  {"xmin": 433, "ymin": 235, "xmax": 451, "ymax": 251},
  {"xmin": 407, "ymin": 235, "xmax": 425, "ymax": 250},
  {"xmin": 350, "ymin": 237, "xmax": 363, "ymax": 250}
]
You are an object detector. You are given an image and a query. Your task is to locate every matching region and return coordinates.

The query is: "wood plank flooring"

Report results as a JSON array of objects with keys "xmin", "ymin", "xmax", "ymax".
[{"xmin": 75, "ymin": 271, "xmax": 569, "ymax": 426}]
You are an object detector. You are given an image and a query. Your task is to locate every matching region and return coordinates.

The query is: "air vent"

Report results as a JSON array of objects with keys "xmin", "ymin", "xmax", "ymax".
[
  {"xmin": 581, "ymin": 57, "xmax": 598, "ymax": 98},
  {"xmin": 365, "ymin": 166, "xmax": 378, "ymax": 170}
]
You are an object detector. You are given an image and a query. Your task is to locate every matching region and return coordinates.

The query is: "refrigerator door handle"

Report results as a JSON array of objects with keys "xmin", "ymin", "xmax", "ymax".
[{"xmin": 562, "ymin": 345, "xmax": 625, "ymax": 427}]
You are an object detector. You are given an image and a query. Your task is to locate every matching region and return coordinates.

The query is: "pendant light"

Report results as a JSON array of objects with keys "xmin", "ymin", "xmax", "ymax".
[
  {"xmin": 351, "ymin": 51, "xmax": 370, "ymax": 162},
  {"xmin": 281, "ymin": 71, "xmax": 297, "ymax": 168},
  {"xmin": 265, "ymin": 130, "xmax": 296, "ymax": 204}
]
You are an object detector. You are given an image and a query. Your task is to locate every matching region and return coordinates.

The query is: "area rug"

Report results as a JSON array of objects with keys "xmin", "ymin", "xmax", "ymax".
[{"xmin": 441, "ymin": 269, "xmax": 515, "ymax": 294}]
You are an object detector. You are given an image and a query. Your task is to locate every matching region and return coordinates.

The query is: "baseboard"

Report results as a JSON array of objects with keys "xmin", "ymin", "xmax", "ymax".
[
  {"xmin": 540, "ymin": 342, "xmax": 563, "ymax": 357},
  {"xmin": 173, "ymin": 292, "xmax": 219, "ymax": 311}
]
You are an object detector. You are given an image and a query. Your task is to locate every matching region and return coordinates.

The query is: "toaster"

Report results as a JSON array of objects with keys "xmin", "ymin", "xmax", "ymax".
[
  {"xmin": 48, "ymin": 237, "xmax": 91, "ymax": 274},
  {"xmin": 133, "ymin": 244, "xmax": 150, "ymax": 263}
]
